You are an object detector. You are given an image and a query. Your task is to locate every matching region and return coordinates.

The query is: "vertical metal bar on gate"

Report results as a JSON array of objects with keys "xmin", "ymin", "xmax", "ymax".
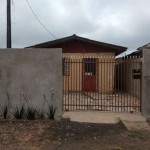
[
  {"xmin": 138, "ymin": 59, "xmax": 139, "ymax": 111},
  {"xmin": 91, "ymin": 57, "xmax": 93, "ymax": 110},
  {"xmin": 108, "ymin": 56, "xmax": 110, "ymax": 110},
  {"xmin": 136, "ymin": 57, "xmax": 138, "ymax": 112},
  {"xmin": 104, "ymin": 57, "xmax": 106, "ymax": 111},
  {"xmin": 114, "ymin": 58, "xmax": 116, "ymax": 112},
  {"xmin": 101, "ymin": 56, "xmax": 102, "ymax": 110},
  {"xmin": 133, "ymin": 56, "xmax": 135, "ymax": 112},
  {"xmin": 67, "ymin": 57, "xmax": 69, "ymax": 111},
  {"xmin": 79, "ymin": 57, "xmax": 81, "ymax": 110},
  {"xmin": 70, "ymin": 57, "xmax": 72, "ymax": 111},
  {"xmin": 83, "ymin": 57, "xmax": 85, "ymax": 111},
  {"xmin": 75, "ymin": 57, "xmax": 77, "ymax": 110},
  {"xmin": 120, "ymin": 58, "xmax": 122, "ymax": 112},
  {"xmin": 123, "ymin": 56, "xmax": 126, "ymax": 112},
  {"xmin": 62, "ymin": 55, "xmax": 141, "ymax": 112},
  {"xmin": 73, "ymin": 57, "xmax": 75, "ymax": 111},
  {"xmin": 117, "ymin": 60, "xmax": 120, "ymax": 111},
  {"xmin": 107, "ymin": 56, "xmax": 109, "ymax": 110},
  {"xmin": 97, "ymin": 57, "xmax": 99, "ymax": 110},
  {"xmin": 111, "ymin": 56, "xmax": 113, "ymax": 111},
  {"xmin": 126, "ymin": 56, "xmax": 128, "ymax": 112},
  {"xmin": 62, "ymin": 58, "xmax": 64, "ymax": 110},
  {"xmin": 140, "ymin": 60, "xmax": 142, "ymax": 112}
]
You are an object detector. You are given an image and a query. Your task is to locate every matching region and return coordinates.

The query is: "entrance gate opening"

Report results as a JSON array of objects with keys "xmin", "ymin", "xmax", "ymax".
[{"xmin": 63, "ymin": 56, "xmax": 141, "ymax": 112}]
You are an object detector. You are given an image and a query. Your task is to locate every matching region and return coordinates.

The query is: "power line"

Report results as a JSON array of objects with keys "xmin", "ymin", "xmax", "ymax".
[{"xmin": 25, "ymin": 0, "xmax": 57, "ymax": 39}]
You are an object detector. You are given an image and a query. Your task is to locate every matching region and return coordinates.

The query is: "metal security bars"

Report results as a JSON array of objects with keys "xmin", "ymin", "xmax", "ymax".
[{"xmin": 63, "ymin": 56, "xmax": 142, "ymax": 112}]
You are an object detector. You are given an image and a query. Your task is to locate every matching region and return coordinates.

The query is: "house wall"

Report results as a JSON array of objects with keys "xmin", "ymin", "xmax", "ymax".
[
  {"xmin": 0, "ymin": 48, "xmax": 62, "ymax": 118},
  {"xmin": 63, "ymin": 53, "xmax": 115, "ymax": 93},
  {"xmin": 116, "ymin": 58, "xmax": 142, "ymax": 98},
  {"xmin": 41, "ymin": 40, "xmax": 122, "ymax": 54},
  {"xmin": 125, "ymin": 58, "xmax": 142, "ymax": 98}
]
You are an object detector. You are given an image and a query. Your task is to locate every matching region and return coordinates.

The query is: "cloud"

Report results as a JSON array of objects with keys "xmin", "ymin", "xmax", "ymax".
[{"xmin": 0, "ymin": 0, "xmax": 150, "ymax": 54}]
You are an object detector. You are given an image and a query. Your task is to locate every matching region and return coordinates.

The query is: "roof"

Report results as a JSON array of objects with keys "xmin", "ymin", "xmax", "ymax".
[
  {"xmin": 125, "ymin": 50, "xmax": 142, "ymax": 58},
  {"xmin": 124, "ymin": 42, "xmax": 150, "ymax": 58},
  {"xmin": 26, "ymin": 34, "xmax": 127, "ymax": 55},
  {"xmin": 137, "ymin": 43, "xmax": 150, "ymax": 51}
]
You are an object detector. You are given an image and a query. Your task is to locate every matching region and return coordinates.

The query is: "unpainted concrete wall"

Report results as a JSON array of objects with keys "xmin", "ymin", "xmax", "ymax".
[
  {"xmin": 0, "ymin": 48, "xmax": 62, "ymax": 117},
  {"xmin": 142, "ymin": 49, "xmax": 150, "ymax": 118}
]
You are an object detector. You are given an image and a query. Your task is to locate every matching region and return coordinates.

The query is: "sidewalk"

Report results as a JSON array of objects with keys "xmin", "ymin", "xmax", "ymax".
[
  {"xmin": 62, "ymin": 111, "xmax": 146, "ymax": 123},
  {"xmin": 62, "ymin": 111, "xmax": 150, "ymax": 130}
]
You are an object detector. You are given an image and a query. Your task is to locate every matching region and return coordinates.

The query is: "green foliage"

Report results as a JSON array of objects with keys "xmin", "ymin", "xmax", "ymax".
[
  {"xmin": 12, "ymin": 105, "xmax": 25, "ymax": 119},
  {"xmin": 36, "ymin": 109, "xmax": 45, "ymax": 119},
  {"xmin": 24, "ymin": 106, "xmax": 36, "ymax": 120},
  {"xmin": 44, "ymin": 94, "xmax": 57, "ymax": 120},
  {"xmin": 22, "ymin": 94, "xmax": 36, "ymax": 120},
  {"xmin": 46, "ymin": 105, "xmax": 57, "ymax": 120},
  {"xmin": 1, "ymin": 91, "xmax": 11, "ymax": 119}
]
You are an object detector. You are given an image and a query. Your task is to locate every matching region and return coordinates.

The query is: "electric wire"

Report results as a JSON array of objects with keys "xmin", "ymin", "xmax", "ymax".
[{"xmin": 25, "ymin": 0, "xmax": 57, "ymax": 39}]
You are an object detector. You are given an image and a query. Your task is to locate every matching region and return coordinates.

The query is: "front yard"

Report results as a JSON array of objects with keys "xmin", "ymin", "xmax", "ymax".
[{"xmin": 0, "ymin": 118, "xmax": 150, "ymax": 150}]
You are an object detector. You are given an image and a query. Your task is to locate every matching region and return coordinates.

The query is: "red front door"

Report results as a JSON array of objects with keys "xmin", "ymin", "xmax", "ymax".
[{"xmin": 83, "ymin": 58, "xmax": 97, "ymax": 92}]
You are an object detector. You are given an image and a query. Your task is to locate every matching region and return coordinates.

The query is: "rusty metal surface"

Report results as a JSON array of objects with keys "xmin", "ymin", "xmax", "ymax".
[{"xmin": 63, "ymin": 56, "xmax": 141, "ymax": 112}]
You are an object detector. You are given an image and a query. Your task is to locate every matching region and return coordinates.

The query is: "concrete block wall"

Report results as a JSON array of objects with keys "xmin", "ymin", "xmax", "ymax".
[
  {"xmin": 142, "ymin": 49, "xmax": 150, "ymax": 118},
  {"xmin": 0, "ymin": 48, "xmax": 62, "ymax": 117},
  {"xmin": 125, "ymin": 58, "xmax": 141, "ymax": 99}
]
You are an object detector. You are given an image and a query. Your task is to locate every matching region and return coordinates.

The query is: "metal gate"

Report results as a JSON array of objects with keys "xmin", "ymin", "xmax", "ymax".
[{"xmin": 63, "ymin": 56, "xmax": 141, "ymax": 112}]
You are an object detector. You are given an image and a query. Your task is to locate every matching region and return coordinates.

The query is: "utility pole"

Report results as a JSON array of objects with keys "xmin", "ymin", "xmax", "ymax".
[{"xmin": 7, "ymin": 0, "xmax": 11, "ymax": 48}]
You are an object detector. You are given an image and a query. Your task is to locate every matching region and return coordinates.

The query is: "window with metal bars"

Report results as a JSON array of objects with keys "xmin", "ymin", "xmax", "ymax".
[
  {"xmin": 84, "ymin": 58, "xmax": 96, "ymax": 75},
  {"xmin": 132, "ymin": 69, "xmax": 141, "ymax": 79},
  {"xmin": 62, "ymin": 58, "xmax": 69, "ymax": 76}
]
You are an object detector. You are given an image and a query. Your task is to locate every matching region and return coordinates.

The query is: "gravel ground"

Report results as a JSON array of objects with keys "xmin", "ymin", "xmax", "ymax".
[{"xmin": 0, "ymin": 118, "xmax": 150, "ymax": 150}]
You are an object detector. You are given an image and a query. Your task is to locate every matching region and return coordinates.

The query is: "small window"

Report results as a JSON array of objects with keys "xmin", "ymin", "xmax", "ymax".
[
  {"xmin": 132, "ymin": 69, "xmax": 141, "ymax": 79},
  {"xmin": 62, "ymin": 58, "xmax": 69, "ymax": 76},
  {"xmin": 84, "ymin": 58, "xmax": 96, "ymax": 75}
]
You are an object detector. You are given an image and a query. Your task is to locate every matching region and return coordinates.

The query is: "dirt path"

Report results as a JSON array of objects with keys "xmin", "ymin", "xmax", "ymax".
[{"xmin": 0, "ymin": 119, "xmax": 150, "ymax": 150}]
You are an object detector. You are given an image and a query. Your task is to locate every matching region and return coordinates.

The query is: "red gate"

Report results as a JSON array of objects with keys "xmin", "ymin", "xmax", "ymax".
[{"xmin": 63, "ymin": 56, "xmax": 141, "ymax": 112}]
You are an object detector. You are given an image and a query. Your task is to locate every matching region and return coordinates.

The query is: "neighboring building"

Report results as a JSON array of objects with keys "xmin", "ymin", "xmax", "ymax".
[
  {"xmin": 116, "ymin": 43, "xmax": 150, "ymax": 98},
  {"xmin": 126, "ymin": 42, "xmax": 150, "ymax": 58},
  {"xmin": 27, "ymin": 34, "xmax": 127, "ymax": 92}
]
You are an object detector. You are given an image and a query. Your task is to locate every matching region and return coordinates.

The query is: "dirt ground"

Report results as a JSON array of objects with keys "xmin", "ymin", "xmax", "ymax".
[{"xmin": 0, "ymin": 118, "xmax": 150, "ymax": 150}]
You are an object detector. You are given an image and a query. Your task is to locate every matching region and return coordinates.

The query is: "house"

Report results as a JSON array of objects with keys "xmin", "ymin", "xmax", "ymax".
[
  {"xmin": 115, "ymin": 43, "xmax": 150, "ymax": 99},
  {"xmin": 27, "ymin": 34, "xmax": 127, "ymax": 93}
]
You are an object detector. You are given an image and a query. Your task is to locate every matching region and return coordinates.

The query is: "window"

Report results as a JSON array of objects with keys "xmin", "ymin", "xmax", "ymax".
[
  {"xmin": 132, "ymin": 69, "xmax": 141, "ymax": 79},
  {"xmin": 84, "ymin": 58, "xmax": 96, "ymax": 75},
  {"xmin": 62, "ymin": 58, "xmax": 69, "ymax": 76}
]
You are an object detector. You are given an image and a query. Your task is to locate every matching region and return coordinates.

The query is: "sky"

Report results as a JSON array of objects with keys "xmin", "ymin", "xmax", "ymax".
[{"xmin": 0, "ymin": 0, "xmax": 150, "ymax": 56}]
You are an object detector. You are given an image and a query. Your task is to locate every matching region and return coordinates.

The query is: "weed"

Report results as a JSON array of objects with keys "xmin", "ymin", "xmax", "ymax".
[
  {"xmin": 44, "ymin": 94, "xmax": 57, "ymax": 120},
  {"xmin": 3, "ymin": 105, "xmax": 8, "ymax": 119},
  {"xmin": 24, "ymin": 106, "xmax": 36, "ymax": 120},
  {"xmin": 36, "ymin": 109, "xmax": 45, "ymax": 119},
  {"xmin": 12, "ymin": 105, "xmax": 25, "ymax": 119},
  {"xmin": 46, "ymin": 105, "xmax": 57, "ymax": 120},
  {"xmin": 50, "ymin": 136, "xmax": 57, "ymax": 141},
  {"xmin": 22, "ymin": 94, "xmax": 36, "ymax": 120},
  {"xmin": 128, "ymin": 134, "xmax": 136, "ymax": 138}
]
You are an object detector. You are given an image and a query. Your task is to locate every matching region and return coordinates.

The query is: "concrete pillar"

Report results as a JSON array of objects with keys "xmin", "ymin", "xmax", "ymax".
[{"xmin": 142, "ymin": 49, "xmax": 150, "ymax": 118}]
